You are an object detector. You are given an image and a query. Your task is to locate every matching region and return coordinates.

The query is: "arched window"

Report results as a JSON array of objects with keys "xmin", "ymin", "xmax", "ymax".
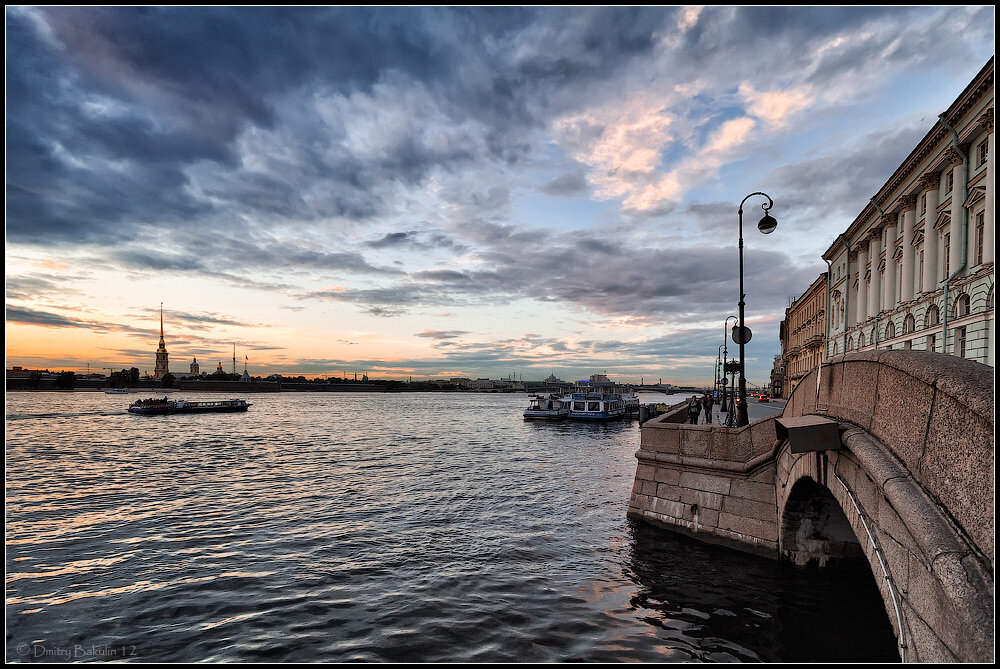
[
  {"xmin": 832, "ymin": 342, "xmax": 838, "ymax": 356},
  {"xmin": 847, "ymin": 336, "xmax": 854, "ymax": 351},
  {"xmin": 903, "ymin": 313, "xmax": 915, "ymax": 334},
  {"xmin": 858, "ymin": 332, "xmax": 865, "ymax": 348},
  {"xmin": 926, "ymin": 304, "xmax": 940, "ymax": 327},
  {"xmin": 885, "ymin": 321, "xmax": 896, "ymax": 340},
  {"xmin": 954, "ymin": 293, "xmax": 970, "ymax": 318}
]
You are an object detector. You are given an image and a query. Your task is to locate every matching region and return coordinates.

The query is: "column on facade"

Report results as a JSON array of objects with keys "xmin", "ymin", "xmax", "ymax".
[
  {"xmin": 868, "ymin": 229, "xmax": 881, "ymax": 317},
  {"xmin": 841, "ymin": 248, "xmax": 853, "ymax": 331},
  {"xmin": 856, "ymin": 244, "xmax": 868, "ymax": 323},
  {"xmin": 898, "ymin": 195, "xmax": 917, "ymax": 302},
  {"xmin": 920, "ymin": 172, "xmax": 940, "ymax": 292},
  {"xmin": 945, "ymin": 147, "xmax": 965, "ymax": 279},
  {"xmin": 883, "ymin": 216, "xmax": 897, "ymax": 311},
  {"xmin": 982, "ymin": 109, "xmax": 995, "ymax": 264}
]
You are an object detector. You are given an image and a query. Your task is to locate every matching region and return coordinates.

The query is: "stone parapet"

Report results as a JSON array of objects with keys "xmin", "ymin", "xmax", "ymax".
[{"xmin": 629, "ymin": 414, "xmax": 781, "ymax": 558}]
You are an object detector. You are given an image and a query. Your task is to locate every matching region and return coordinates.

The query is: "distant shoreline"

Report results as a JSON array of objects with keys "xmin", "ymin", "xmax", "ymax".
[{"xmin": 6, "ymin": 386, "xmax": 695, "ymax": 395}]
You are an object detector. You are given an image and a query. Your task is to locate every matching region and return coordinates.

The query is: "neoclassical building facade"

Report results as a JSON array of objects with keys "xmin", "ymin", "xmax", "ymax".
[
  {"xmin": 823, "ymin": 59, "xmax": 994, "ymax": 365},
  {"xmin": 779, "ymin": 273, "xmax": 827, "ymax": 398}
]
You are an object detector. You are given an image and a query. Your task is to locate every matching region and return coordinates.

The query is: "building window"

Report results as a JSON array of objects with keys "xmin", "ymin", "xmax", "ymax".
[
  {"xmin": 976, "ymin": 212, "xmax": 985, "ymax": 266},
  {"xmin": 926, "ymin": 304, "xmax": 940, "ymax": 326},
  {"xmin": 945, "ymin": 171, "xmax": 953, "ymax": 193},
  {"xmin": 979, "ymin": 140, "xmax": 989, "ymax": 167},
  {"xmin": 858, "ymin": 333, "xmax": 865, "ymax": 348},
  {"xmin": 903, "ymin": 313, "xmax": 915, "ymax": 334},
  {"xmin": 918, "ymin": 250, "xmax": 924, "ymax": 289},
  {"xmin": 943, "ymin": 233, "xmax": 950, "ymax": 278},
  {"xmin": 954, "ymin": 293, "xmax": 970, "ymax": 318},
  {"xmin": 928, "ymin": 333, "xmax": 936, "ymax": 352},
  {"xmin": 904, "ymin": 340, "xmax": 912, "ymax": 350},
  {"xmin": 885, "ymin": 321, "xmax": 895, "ymax": 340},
  {"xmin": 921, "ymin": 193, "xmax": 927, "ymax": 215},
  {"xmin": 955, "ymin": 327, "xmax": 967, "ymax": 357},
  {"xmin": 832, "ymin": 342, "xmax": 838, "ymax": 356},
  {"xmin": 847, "ymin": 336, "xmax": 853, "ymax": 351}
]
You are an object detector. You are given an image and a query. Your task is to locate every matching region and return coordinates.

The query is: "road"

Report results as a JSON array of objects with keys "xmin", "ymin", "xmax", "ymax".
[{"xmin": 697, "ymin": 396, "xmax": 785, "ymax": 425}]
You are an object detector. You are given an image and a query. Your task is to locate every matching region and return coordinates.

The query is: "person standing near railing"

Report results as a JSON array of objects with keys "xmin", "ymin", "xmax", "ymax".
[
  {"xmin": 702, "ymin": 393, "xmax": 714, "ymax": 424},
  {"xmin": 687, "ymin": 396, "xmax": 702, "ymax": 424}
]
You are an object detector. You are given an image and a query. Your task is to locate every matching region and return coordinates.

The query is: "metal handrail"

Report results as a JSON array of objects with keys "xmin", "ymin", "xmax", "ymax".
[{"xmin": 835, "ymin": 472, "xmax": 908, "ymax": 662}]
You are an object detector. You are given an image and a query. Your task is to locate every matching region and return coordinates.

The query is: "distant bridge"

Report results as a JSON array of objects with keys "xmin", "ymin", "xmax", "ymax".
[{"xmin": 629, "ymin": 350, "xmax": 993, "ymax": 662}]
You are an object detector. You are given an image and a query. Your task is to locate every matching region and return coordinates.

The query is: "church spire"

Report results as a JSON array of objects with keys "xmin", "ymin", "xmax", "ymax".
[{"xmin": 154, "ymin": 301, "xmax": 169, "ymax": 380}]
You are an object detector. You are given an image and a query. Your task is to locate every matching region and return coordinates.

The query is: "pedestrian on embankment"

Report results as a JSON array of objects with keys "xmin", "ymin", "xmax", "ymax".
[
  {"xmin": 702, "ymin": 393, "xmax": 714, "ymax": 424},
  {"xmin": 687, "ymin": 396, "xmax": 701, "ymax": 424}
]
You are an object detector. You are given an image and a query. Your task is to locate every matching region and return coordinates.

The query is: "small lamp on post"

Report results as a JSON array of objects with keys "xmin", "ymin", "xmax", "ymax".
[{"xmin": 736, "ymin": 192, "xmax": 777, "ymax": 427}]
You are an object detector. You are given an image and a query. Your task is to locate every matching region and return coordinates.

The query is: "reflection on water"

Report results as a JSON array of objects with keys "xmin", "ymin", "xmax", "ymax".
[
  {"xmin": 625, "ymin": 520, "xmax": 899, "ymax": 662},
  {"xmin": 6, "ymin": 391, "xmax": 897, "ymax": 662}
]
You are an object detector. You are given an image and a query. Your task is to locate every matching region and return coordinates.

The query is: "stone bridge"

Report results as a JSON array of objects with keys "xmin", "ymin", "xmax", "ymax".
[{"xmin": 627, "ymin": 350, "xmax": 993, "ymax": 662}]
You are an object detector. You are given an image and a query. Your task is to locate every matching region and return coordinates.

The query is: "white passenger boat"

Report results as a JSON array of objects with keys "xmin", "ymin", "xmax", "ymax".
[
  {"xmin": 103, "ymin": 388, "xmax": 128, "ymax": 394},
  {"xmin": 567, "ymin": 391, "xmax": 626, "ymax": 421},
  {"xmin": 523, "ymin": 394, "xmax": 570, "ymax": 420},
  {"xmin": 128, "ymin": 398, "xmax": 252, "ymax": 415}
]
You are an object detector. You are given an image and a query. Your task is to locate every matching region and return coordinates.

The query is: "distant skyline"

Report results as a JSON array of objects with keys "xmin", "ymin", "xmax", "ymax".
[{"xmin": 5, "ymin": 7, "xmax": 996, "ymax": 384}]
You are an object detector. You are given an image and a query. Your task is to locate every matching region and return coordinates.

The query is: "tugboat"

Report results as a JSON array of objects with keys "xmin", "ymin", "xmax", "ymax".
[
  {"xmin": 523, "ymin": 394, "xmax": 570, "ymax": 420},
  {"xmin": 128, "ymin": 398, "xmax": 252, "ymax": 415}
]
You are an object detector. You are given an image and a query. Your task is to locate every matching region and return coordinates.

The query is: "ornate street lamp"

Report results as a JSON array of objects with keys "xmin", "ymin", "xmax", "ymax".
[
  {"xmin": 715, "ymin": 344, "xmax": 724, "ymax": 400},
  {"xmin": 720, "ymin": 315, "xmax": 737, "ymax": 411},
  {"xmin": 736, "ymin": 192, "xmax": 777, "ymax": 427}
]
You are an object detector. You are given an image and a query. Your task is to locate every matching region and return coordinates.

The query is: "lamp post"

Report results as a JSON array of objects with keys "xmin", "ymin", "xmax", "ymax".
[
  {"xmin": 715, "ymin": 344, "xmax": 723, "ymax": 400},
  {"xmin": 720, "ymin": 315, "xmax": 737, "ymax": 411},
  {"xmin": 736, "ymin": 192, "xmax": 777, "ymax": 427}
]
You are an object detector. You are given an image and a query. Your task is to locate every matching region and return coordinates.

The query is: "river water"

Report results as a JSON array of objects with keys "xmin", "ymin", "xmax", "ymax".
[{"xmin": 6, "ymin": 391, "xmax": 898, "ymax": 662}]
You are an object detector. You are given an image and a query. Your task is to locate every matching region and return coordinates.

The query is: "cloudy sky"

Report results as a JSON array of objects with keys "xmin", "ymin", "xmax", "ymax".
[{"xmin": 5, "ymin": 6, "xmax": 995, "ymax": 384}]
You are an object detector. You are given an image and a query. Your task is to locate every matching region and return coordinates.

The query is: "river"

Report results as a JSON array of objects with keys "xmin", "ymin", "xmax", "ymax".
[{"xmin": 5, "ymin": 391, "xmax": 898, "ymax": 662}]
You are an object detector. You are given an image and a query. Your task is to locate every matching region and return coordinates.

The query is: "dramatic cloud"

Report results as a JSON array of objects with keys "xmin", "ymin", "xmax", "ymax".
[
  {"xmin": 6, "ymin": 305, "xmax": 155, "ymax": 337},
  {"xmin": 5, "ymin": 7, "xmax": 993, "ymax": 381}
]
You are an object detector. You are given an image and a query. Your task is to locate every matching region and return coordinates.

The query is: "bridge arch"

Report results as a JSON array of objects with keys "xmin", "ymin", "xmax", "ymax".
[
  {"xmin": 779, "ymin": 350, "xmax": 993, "ymax": 662},
  {"xmin": 780, "ymin": 476, "xmax": 863, "ymax": 568}
]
